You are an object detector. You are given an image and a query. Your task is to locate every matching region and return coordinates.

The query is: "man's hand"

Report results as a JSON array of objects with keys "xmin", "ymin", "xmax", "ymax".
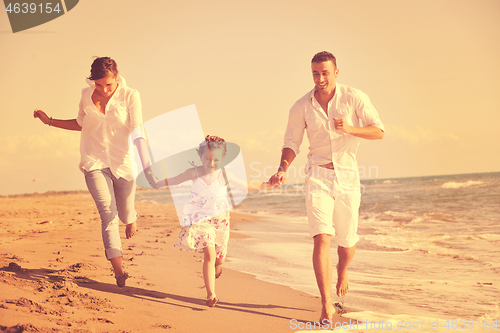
[
  {"xmin": 333, "ymin": 117, "xmax": 353, "ymax": 134},
  {"xmin": 269, "ymin": 171, "xmax": 287, "ymax": 188}
]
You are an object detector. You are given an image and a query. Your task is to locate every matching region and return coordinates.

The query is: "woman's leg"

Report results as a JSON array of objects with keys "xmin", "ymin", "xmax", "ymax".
[
  {"xmin": 203, "ymin": 246, "xmax": 217, "ymax": 305},
  {"xmin": 84, "ymin": 168, "xmax": 123, "ymax": 261},
  {"xmin": 110, "ymin": 257, "xmax": 124, "ymax": 276},
  {"xmin": 113, "ymin": 175, "xmax": 138, "ymax": 239},
  {"xmin": 85, "ymin": 168, "xmax": 129, "ymax": 286}
]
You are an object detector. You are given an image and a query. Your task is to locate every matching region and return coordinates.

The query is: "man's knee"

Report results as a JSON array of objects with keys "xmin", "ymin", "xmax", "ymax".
[{"xmin": 314, "ymin": 233, "xmax": 332, "ymax": 248}]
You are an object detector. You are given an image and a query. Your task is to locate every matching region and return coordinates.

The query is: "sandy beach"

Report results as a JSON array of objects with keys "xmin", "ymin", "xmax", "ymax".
[{"xmin": 0, "ymin": 191, "xmax": 347, "ymax": 332}]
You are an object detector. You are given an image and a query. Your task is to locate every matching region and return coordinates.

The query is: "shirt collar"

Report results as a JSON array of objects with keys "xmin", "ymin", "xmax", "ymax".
[{"xmin": 310, "ymin": 84, "xmax": 338, "ymax": 108}]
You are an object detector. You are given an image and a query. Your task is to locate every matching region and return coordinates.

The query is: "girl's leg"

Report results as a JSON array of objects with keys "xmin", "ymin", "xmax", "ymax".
[
  {"xmin": 215, "ymin": 257, "xmax": 225, "ymax": 279},
  {"xmin": 203, "ymin": 246, "xmax": 217, "ymax": 304}
]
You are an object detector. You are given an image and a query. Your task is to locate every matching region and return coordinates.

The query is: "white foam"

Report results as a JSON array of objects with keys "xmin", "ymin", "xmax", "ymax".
[{"xmin": 442, "ymin": 180, "xmax": 484, "ymax": 189}]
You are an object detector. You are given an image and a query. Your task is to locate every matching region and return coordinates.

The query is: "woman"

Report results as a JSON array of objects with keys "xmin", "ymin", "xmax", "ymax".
[{"xmin": 34, "ymin": 57, "xmax": 157, "ymax": 287}]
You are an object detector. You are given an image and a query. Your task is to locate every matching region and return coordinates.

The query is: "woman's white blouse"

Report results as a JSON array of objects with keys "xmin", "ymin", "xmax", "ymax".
[{"xmin": 76, "ymin": 76, "xmax": 143, "ymax": 181}]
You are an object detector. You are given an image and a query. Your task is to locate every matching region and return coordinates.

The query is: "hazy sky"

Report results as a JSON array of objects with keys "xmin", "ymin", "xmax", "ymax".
[{"xmin": 1, "ymin": 0, "xmax": 499, "ymax": 195}]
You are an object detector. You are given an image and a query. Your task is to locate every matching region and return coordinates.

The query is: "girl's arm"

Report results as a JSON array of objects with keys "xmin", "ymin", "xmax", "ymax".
[
  {"xmin": 224, "ymin": 169, "xmax": 271, "ymax": 191},
  {"xmin": 155, "ymin": 167, "xmax": 197, "ymax": 188},
  {"xmin": 33, "ymin": 109, "xmax": 82, "ymax": 131}
]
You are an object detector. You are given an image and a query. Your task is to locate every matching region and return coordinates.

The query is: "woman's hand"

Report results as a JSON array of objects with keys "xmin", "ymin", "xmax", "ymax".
[
  {"xmin": 34, "ymin": 109, "xmax": 51, "ymax": 125},
  {"xmin": 144, "ymin": 167, "xmax": 160, "ymax": 189}
]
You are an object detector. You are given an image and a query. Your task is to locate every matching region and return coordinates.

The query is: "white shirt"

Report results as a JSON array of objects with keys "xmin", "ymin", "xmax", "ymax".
[
  {"xmin": 283, "ymin": 83, "xmax": 384, "ymax": 193},
  {"xmin": 76, "ymin": 76, "xmax": 143, "ymax": 181}
]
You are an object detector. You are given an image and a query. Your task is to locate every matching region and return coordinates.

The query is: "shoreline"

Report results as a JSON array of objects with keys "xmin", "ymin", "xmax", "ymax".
[{"xmin": 0, "ymin": 192, "xmax": 347, "ymax": 332}]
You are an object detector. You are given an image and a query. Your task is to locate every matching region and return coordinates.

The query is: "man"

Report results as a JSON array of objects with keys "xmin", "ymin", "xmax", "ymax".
[{"xmin": 269, "ymin": 51, "xmax": 384, "ymax": 322}]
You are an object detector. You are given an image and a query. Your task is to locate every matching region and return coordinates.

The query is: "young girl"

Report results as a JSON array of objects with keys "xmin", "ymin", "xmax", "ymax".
[{"xmin": 156, "ymin": 135, "xmax": 268, "ymax": 307}]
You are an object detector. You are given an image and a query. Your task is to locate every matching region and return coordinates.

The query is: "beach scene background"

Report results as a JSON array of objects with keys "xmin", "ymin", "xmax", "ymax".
[{"xmin": 137, "ymin": 171, "xmax": 500, "ymax": 329}]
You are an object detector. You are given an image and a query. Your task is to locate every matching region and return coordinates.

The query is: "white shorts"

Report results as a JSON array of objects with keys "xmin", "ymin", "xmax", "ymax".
[{"xmin": 305, "ymin": 166, "xmax": 360, "ymax": 247}]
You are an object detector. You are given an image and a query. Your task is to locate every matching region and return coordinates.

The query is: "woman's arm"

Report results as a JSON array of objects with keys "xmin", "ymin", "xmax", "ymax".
[
  {"xmin": 133, "ymin": 137, "xmax": 161, "ymax": 189},
  {"xmin": 33, "ymin": 109, "xmax": 82, "ymax": 131}
]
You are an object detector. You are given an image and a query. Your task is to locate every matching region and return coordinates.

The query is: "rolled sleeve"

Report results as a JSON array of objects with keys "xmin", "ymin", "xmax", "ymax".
[
  {"xmin": 127, "ymin": 90, "xmax": 143, "ymax": 132},
  {"xmin": 282, "ymin": 101, "xmax": 305, "ymax": 155},
  {"xmin": 130, "ymin": 125, "xmax": 145, "ymax": 143},
  {"xmin": 355, "ymin": 90, "xmax": 384, "ymax": 132},
  {"xmin": 76, "ymin": 89, "xmax": 87, "ymax": 127}
]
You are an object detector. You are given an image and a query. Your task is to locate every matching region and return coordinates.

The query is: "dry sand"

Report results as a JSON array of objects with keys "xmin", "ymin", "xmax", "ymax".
[{"xmin": 0, "ymin": 191, "xmax": 346, "ymax": 332}]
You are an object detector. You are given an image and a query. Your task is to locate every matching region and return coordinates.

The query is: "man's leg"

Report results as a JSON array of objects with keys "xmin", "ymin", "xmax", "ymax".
[
  {"xmin": 332, "ymin": 184, "xmax": 360, "ymax": 297},
  {"xmin": 313, "ymin": 233, "xmax": 335, "ymax": 322},
  {"xmin": 306, "ymin": 166, "xmax": 336, "ymax": 322},
  {"xmin": 337, "ymin": 245, "xmax": 356, "ymax": 297}
]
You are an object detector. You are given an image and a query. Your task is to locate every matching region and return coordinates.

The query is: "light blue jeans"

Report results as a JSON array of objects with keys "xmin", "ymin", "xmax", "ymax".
[{"xmin": 84, "ymin": 168, "xmax": 137, "ymax": 260}]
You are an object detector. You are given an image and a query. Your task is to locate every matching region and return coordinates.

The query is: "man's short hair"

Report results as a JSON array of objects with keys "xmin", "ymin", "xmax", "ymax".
[{"xmin": 311, "ymin": 51, "xmax": 337, "ymax": 68}]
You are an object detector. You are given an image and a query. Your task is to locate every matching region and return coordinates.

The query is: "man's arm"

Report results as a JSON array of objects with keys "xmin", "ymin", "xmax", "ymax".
[
  {"xmin": 333, "ymin": 118, "xmax": 384, "ymax": 140},
  {"xmin": 278, "ymin": 148, "xmax": 297, "ymax": 173},
  {"xmin": 345, "ymin": 88, "xmax": 385, "ymax": 140},
  {"xmin": 269, "ymin": 97, "xmax": 306, "ymax": 187},
  {"xmin": 269, "ymin": 148, "xmax": 296, "ymax": 187}
]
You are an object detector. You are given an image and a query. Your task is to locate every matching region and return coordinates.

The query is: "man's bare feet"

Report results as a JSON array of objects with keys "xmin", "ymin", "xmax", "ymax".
[
  {"xmin": 125, "ymin": 222, "xmax": 136, "ymax": 239},
  {"xmin": 319, "ymin": 301, "xmax": 336, "ymax": 324},
  {"xmin": 336, "ymin": 267, "xmax": 349, "ymax": 297},
  {"xmin": 336, "ymin": 245, "xmax": 355, "ymax": 297}
]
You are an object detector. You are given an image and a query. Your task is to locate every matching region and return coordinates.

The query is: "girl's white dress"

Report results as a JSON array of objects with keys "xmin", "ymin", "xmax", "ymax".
[{"xmin": 174, "ymin": 168, "xmax": 231, "ymax": 259}]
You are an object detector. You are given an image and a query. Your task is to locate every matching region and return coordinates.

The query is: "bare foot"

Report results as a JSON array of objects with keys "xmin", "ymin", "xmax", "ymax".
[
  {"xmin": 115, "ymin": 272, "xmax": 129, "ymax": 287},
  {"xmin": 336, "ymin": 268, "xmax": 349, "ymax": 297},
  {"xmin": 215, "ymin": 264, "xmax": 222, "ymax": 279},
  {"xmin": 319, "ymin": 301, "xmax": 335, "ymax": 325},
  {"xmin": 206, "ymin": 297, "xmax": 218, "ymax": 308},
  {"xmin": 126, "ymin": 222, "xmax": 136, "ymax": 239}
]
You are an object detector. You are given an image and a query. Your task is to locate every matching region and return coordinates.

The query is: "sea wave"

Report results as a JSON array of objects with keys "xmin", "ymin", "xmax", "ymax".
[{"xmin": 441, "ymin": 180, "xmax": 484, "ymax": 189}]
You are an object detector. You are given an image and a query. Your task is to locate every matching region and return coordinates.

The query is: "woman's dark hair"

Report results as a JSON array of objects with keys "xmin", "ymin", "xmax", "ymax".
[
  {"xmin": 87, "ymin": 57, "xmax": 118, "ymax": 80},
  {"xmin": 197, "ymin": 135, "xmax": 227, "ymax": 157}
]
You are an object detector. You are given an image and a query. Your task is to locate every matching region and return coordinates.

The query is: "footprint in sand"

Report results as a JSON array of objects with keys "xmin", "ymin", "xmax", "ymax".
[{"xmin": 153, "ymin": 324, "xmax": 173, "ymax": 329}]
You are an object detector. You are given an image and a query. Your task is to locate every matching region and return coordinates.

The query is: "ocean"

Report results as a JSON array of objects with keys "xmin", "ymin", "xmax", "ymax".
[{"xmin": 136, "ymin": 172, "xmax": 500, "ymax": 331}]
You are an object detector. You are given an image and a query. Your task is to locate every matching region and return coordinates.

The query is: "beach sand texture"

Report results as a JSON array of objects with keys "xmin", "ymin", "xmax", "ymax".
[{"xmin": 0, "ymin": 192, "xmax": 346, "ymax": 332}]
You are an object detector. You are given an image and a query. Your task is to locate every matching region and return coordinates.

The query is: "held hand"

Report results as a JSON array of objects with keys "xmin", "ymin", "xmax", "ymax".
[
  {"xmin": 333, "ymin": 117, "xmax": 352, "ymax": 134},
  {"xmin": 269, "ymin": 171, "xmax": 287, "ymax": 188},
  {"xmin": 33, "ymin": 109, "xmax": 50, "ymax": 125},
  {"xmin": 144, "ymin": 167, "xmax": 160, "ymax": 189},
  {"xmin": 154, "ymin": 179, "xmax": 167, "ymax": 188},
  {"xmin": 260, "ymin": 182, "xmax": 274, "ymax": 190}
]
